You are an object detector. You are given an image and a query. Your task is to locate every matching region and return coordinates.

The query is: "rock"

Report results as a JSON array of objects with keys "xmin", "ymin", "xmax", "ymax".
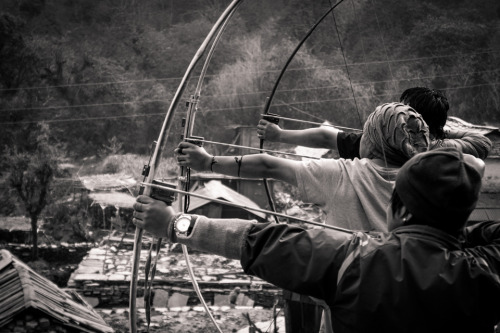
[
  {"xmin": 153, "ymin": 289, "xmax": 169, "ymax": 308},
  {"xmin": 167, "ymin": 293, "xmax": 189, "ymax": 308},
  {"xmin": 82, "ymin": 296, "xmax": 100, "ymax": 307}
]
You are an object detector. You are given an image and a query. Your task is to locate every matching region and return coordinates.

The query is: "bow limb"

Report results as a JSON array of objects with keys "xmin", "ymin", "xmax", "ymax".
[
  {"xmin": 185, "ymin": 3, "xmax": 241, "ymax": 136},
  {"xmin": 262, "ymin": 0, "xmax": 348, "ymax": 116},
  {"xmin": 143, "ymin": 181, "xmax": 355, "ymax": 233},
  {"xmin": 129, "ymin": 1, "xmax": 244, "ymax": 332}
]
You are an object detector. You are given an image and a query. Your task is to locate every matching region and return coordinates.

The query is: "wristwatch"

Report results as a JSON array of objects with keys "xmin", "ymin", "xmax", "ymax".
[{"xmin": 173, "ymin": 214, "xmax": 196, "ymax": 238}]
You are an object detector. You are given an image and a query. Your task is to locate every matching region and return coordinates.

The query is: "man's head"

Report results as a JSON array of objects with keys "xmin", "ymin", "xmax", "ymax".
[
  {"xmin": 359, "ymin": 102, "xmax": 430, "ymax": 166},
  {"xmin": 399, "ymin": 87, "xmax": 449, "ymax": 139},
  {"xmin": 389, "ymin": 148, "xmax": 484, "ymax": 234}
]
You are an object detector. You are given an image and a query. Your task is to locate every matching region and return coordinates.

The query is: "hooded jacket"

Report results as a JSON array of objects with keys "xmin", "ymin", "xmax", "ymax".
[{"xmin": 180, "ymin": 217, "xmax": 500, "ymax": 333}]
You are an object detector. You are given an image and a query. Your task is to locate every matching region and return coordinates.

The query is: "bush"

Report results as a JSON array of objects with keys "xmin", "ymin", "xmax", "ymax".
[{"xmin": 43, "ymin": 201, "xmax": 95, "ymax": 243}]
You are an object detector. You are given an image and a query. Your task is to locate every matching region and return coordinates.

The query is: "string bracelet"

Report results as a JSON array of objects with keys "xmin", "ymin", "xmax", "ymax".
[
  {"xmin": 210, "ymin": 156, "xmax": 217, "ymax": 172},
  {"xmin": 234, "ymin": 156, "xmax": 243, "ymax": 178}
]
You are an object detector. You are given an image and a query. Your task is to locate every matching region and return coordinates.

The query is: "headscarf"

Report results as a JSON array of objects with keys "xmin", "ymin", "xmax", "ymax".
[{"xmin": 359, "ymin": 102, "xmax": 430, "ymax": 166}]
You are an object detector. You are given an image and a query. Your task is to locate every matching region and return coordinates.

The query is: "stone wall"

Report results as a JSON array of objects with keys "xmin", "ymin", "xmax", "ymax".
[{"xmin": 67, "ymin": 246, "xmax": 284, "ymax": 309}]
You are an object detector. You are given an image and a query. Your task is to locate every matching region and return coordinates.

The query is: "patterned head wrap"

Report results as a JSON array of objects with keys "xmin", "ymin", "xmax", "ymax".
[{"xmin": 359, "ymin": 102, "xmax": 430, "ymax": 166}]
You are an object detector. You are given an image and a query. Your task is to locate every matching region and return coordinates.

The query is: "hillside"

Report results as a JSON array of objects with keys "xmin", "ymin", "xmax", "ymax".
[{"xmin": 1, "ymin": 0, "xmax": 499, "ymax": 159}]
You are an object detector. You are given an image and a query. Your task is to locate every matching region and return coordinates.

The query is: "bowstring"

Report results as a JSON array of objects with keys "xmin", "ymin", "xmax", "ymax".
[
  {"xmin": 328, "ymin": 0, "xmax": 363, "ymax": 128},
  {"xmin": 260, "ymin": 0, "xmax": 349, "ymax": 225}
]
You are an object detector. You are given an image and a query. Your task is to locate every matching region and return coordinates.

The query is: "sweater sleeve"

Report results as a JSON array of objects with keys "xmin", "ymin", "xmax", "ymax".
[
  {"xmin": 435, "ymin": 131, "xmax": 492, "ymax": 160},
  {"xmin": 174, "ymin": 216, "xmax": 255, "ymax": 260}
]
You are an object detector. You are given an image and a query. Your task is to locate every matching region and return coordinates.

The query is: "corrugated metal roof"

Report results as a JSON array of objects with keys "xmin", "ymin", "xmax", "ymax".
[
  {"xmin": 173, "ymin": 180, "xmax": 266, "ymax": 219},
  {"xmin": 0, "ymin": 250, "xmax": 113, "ymax": 332},
  {"xmin": 79, "ymin": 173, "xmax": 136, "ymax": 191},
  {"xmin": 446, "ymin": 116, "xmax": 498, "ymax": 135},
  {"xmin": 89, "ymin": 192, "xmax": 135, "ymax": 208}
]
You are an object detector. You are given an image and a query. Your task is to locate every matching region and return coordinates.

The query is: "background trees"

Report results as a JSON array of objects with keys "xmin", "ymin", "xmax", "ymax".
[
  {"xmin": 3, "ymin": 123, "xmax": 61, "ymax": 258},
  {"xmin": 0, "ymin": 0, "xmax": 497, "ymax": 256},
  {"xmin": 0, "ymin": 0, "xmax": 498, "ymax": 159}
]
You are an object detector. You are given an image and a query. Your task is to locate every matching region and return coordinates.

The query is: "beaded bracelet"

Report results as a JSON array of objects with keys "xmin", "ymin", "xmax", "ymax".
[{"xmin": 234, "ymin": 156, "xmax": 243, "ymax": 178}]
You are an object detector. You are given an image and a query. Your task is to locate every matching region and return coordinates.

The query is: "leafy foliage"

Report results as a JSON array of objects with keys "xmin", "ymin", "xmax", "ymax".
[
  {"xmin": 3, "ymin": 122, "xmax": 61, "ymax": 258},
  {"xmin": 0, "ymin": 0, "xmax": 498, "ymax": 159},
  {"xmin": 43, "ymin": 201, "xmax": 95, "ymax": 243}
]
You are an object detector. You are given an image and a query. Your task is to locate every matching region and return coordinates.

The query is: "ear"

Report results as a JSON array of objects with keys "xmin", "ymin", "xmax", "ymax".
[{"xmin": 397, "ymin": 206, "xmax": 413, "ymax": 224}]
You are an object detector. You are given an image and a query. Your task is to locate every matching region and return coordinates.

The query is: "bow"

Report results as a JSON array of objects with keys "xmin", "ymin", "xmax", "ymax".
[
  {"xmin": 131, "ymin": 1, "xmax": 366, "ymax": 331},
  {"xmin": 129, "ymin": 1, "xmax": 243, "ymax": 332}
]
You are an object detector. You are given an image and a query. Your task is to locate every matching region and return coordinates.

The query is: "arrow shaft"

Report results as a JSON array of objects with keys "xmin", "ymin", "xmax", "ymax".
[{"xmin": 142, "ymin": 181, "xmax": 354, "ymax": 234}]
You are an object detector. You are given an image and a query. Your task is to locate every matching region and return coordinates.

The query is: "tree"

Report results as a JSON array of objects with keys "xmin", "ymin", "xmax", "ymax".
[
  {"xmin": 0, "ymin": 13, "xmax": 39, "ymax": 91},
  {"xmin": 4, "ymin": 122, "xmax": 60, "ymax": 259}
]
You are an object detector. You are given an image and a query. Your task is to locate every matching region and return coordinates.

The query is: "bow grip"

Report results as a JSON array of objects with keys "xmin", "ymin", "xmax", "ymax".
[
  {"xmin": 184, "ymin": 136, "xmax": 204, "ymax": 147},
  {"xmin": 262, "ymin": 113, "xmax": 280, "ymax": 124},
  {"xmin": 147, "ymin": 180, "xmax": 176, "ymax": 206}
]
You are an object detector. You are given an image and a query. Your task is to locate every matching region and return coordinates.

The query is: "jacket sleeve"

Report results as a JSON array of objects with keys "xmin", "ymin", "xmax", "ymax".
[
  {"xmin": 464, "ymin": 221, "xmax": 500, "ymax": 272},
  {"xmin": 241, "ymin": 223, "xmax": 353, "ymax": 301},
  {"xmin": 435, "ymin": 130, "xmax": 492, "ymax": 160}
]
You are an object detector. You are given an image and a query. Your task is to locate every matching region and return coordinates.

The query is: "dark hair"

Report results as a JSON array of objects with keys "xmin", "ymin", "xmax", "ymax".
[
  {"xmin": 390, "ymin": 188, "xmax": 464, "ymax": 236},
  {"xmin": 399, "ymin": 87, "xmax": 449, "ymax": 139},
  {"xmin": 390, "ymin": 189, "xmax": 405, "ymax": 217}
]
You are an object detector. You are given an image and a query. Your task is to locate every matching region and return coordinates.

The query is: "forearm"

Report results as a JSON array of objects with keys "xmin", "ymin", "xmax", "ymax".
[
  {"xmin": 278, "ymin": 127, "xmax": 340, "ymax": 149},
  {"xmin": 210, "ymin": 154, "xmax": 298, "ymax": 186}
]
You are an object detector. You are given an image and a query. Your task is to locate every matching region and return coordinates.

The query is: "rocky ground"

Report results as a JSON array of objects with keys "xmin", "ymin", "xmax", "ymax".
[
  {"xmin": 5, "ymin": 243, "xmax": 286, "ymax": 333},
  {"xmin": 96, "ymin": 307, "xmax": 285, "ymax": 333}
]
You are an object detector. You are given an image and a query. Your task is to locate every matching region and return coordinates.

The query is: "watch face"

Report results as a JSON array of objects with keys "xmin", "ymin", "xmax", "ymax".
[{"xmin": 176, "ymin": 217, "xmax": 191, "ymax": 233}]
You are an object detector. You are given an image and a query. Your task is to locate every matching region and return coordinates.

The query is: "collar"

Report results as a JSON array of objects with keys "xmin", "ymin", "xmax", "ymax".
[{"xmin": 391, "ymin": 224, "xmax": 463, "ymax": 250}]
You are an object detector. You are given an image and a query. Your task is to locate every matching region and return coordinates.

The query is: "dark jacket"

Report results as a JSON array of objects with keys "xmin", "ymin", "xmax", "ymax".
[{"xmin": 240, "ymin": 221, "xmax": 500, "ymax": 333}]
